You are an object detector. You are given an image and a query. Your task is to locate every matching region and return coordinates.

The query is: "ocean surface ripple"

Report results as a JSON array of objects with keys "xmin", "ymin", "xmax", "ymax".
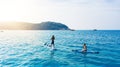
[{"xmin": 0, "ymin": 30, "xmax": 120, "ymax": 67}]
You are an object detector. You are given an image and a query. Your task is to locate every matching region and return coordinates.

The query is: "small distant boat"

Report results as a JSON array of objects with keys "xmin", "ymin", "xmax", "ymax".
[
  {"xmin": 70, "ymin": 29, "xmax": 75, "ymax": 31},
  {"xmin": 93, "ymin": 29, "xmax": 97, "ymax": 31}
]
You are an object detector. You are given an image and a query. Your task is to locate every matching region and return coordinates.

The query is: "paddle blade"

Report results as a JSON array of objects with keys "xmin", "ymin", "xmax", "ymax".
[{"xmin": 44, "ymin": 43, "xmax": 47, "ymax": 45}]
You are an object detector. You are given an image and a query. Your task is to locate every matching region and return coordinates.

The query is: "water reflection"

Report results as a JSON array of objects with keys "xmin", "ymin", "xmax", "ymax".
[
  {"xmin": 50, "ymin": 50, "xmax": 55, "ymax": 60},
  {"xmin": 73, "ymin": 51, "xmax": 88, "ymax": 67},
  {"xmin": 82, "ymin": 53, "xmax": 87, "ymax": 67},
  {"xmin": 44, "ymin": 50, "xmax": 58, "ymax": 67}
]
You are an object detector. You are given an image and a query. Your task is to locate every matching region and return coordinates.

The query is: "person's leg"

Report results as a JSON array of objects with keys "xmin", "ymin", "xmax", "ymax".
[
  {"xmin": 50, "ymin": 40, "xmax": 54, "ymax": 47},
  {"xmin": 53, "ymin": 43, "xmax": 55, "ymax": 48}
]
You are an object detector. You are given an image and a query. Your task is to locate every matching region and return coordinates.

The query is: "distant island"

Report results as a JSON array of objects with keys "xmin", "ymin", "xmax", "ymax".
[{"xmin": 0, "ymin": 21, "xmax": 71, "ymax": 30}]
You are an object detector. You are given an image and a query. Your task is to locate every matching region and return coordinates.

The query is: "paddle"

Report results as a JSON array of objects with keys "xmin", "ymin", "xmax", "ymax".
[
  {"xmin": 44, "ymin": 41, "xmax": 51, "ymax": 47},
  {"xmin": 44, "ymin": 42, "xmax": 48, "ymax": 45}
]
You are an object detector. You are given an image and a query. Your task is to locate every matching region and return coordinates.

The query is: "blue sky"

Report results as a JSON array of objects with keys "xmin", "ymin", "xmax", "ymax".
[{"xmin": 0, "ymin": 0, "xmax": 120, "ymax": 30}]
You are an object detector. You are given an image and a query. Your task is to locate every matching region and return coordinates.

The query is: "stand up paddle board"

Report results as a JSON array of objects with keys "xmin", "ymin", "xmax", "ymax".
[{"xmin": 72, "ymin": 50, "xmax": 99, "ymax": 54}]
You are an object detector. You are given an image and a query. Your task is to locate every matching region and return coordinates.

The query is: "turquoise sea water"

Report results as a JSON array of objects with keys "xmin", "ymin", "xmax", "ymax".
[{"xmin": 0, "ymin": 30, "xmax": 120, "ymax": 67}]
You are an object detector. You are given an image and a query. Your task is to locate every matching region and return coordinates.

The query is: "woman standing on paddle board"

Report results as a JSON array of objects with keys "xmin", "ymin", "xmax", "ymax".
[
  {"xmin": 82, "ymin": 43, "xmax": 87, "ymax": 52},
  {"xmin": 51, "ymin": 35, "xmax": 55, "ymax": 48}
]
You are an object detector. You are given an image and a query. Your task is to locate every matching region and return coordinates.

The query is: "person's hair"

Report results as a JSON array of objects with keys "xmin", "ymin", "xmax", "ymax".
[{"xmin": 84, "ymin": 43, "xmax": 86, "ymax": 45}]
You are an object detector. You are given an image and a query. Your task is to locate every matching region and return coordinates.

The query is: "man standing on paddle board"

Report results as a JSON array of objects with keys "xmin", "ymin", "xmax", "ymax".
[{"xmin": 50, "ymin": 35, "xmax": 55, "ymax": 48}]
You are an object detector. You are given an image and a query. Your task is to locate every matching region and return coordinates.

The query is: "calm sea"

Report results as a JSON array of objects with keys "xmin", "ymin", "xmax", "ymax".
[{"xmin": 0, "ymin": 30, "xmax": 120, "ymax": 67}]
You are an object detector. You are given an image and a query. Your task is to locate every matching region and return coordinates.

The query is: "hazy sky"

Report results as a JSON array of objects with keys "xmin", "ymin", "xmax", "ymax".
[{"xmin": 0, "ymin": 0, "xmax": 120, "ymax": 30}]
